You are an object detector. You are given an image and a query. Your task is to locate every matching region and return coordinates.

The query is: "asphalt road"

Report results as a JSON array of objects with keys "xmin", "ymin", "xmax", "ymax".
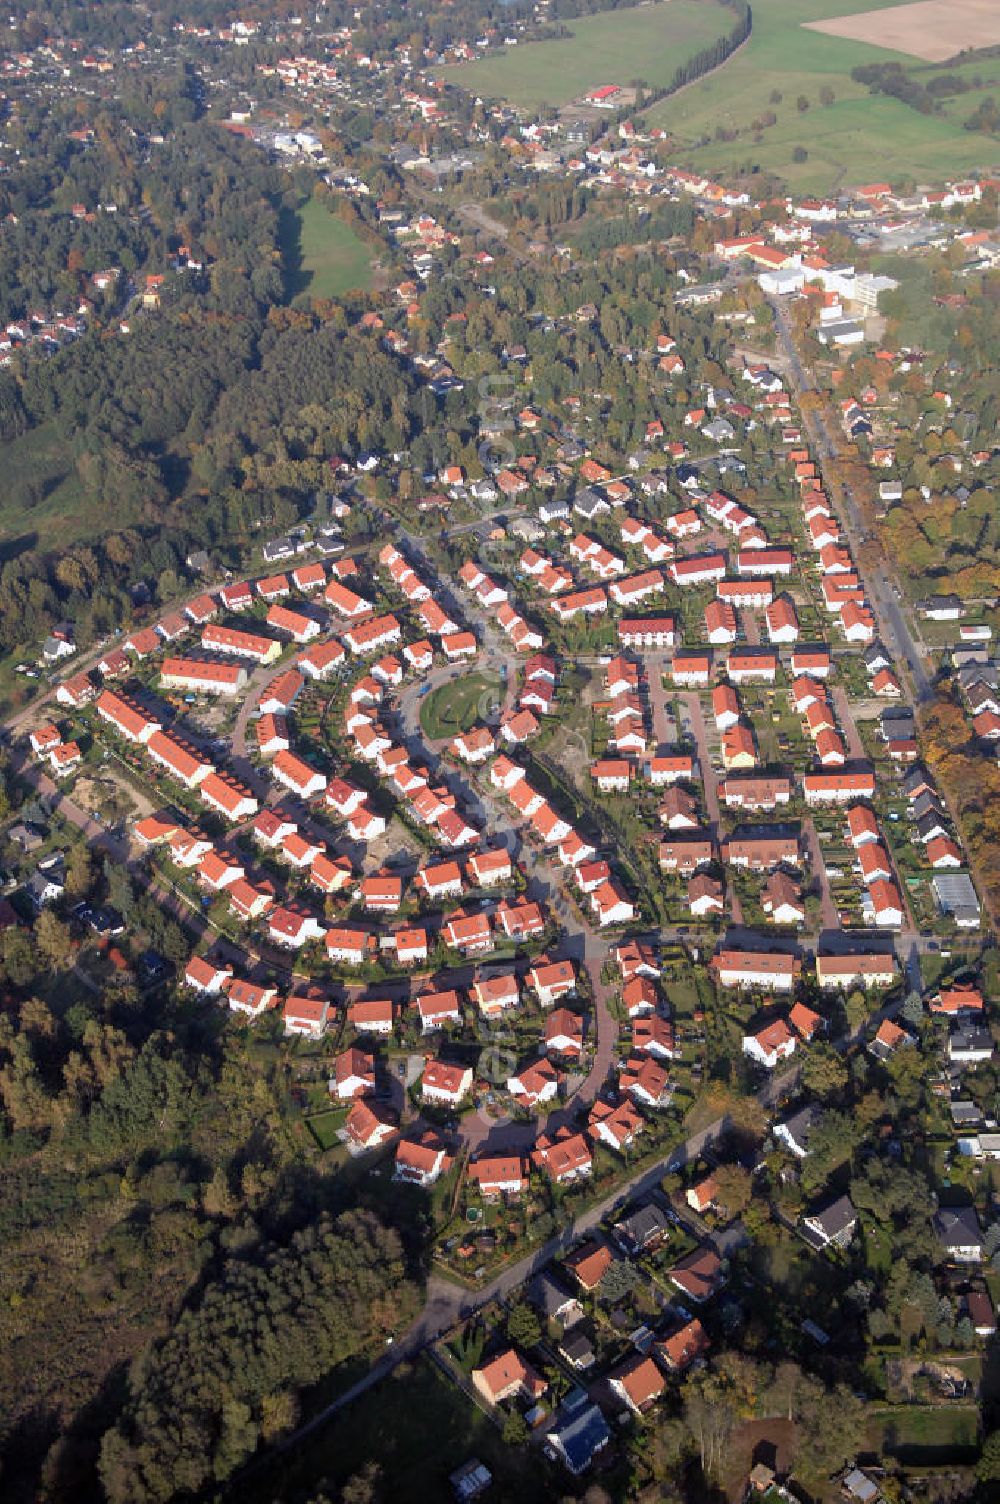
[
  {"xmin": 265, "ymin": 1101, "xmax": 738, "ymax": 1452},
  {"xmin": 9, "ymin": 479, "xmax": 946, "ymax": 1468},
  {"xmin": 389, "ymin": 548, "xmax": 622, "ymax": 1149},
  {"xmin": 769, "ymin": 298, "xmax": 932, "ymax": 701}
]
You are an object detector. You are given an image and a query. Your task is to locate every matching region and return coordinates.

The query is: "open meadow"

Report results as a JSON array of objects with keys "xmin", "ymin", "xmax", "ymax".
[
  {"xmin": 646, "ymin": 0, "xmax": 1000, "ymax": 191},
  {"xmin": 0, "ymin": 421, "xmax": 113, "ymax": 558},
  {"xmin": 283, "ymin": 198, "xmax": 378, "ymax": 301},
  {"xmin": 438, "ymin": 0, "xmax": 736, "ymax": 111}
]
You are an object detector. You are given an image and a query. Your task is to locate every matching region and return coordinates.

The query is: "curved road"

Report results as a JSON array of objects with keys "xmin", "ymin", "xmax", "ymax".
[
  {"xmin": 393, "ymin": 639, "xmax": 621, "ymax": 1152},
  {"xmin": 16, "ymin": 491, "xmax": 942, "ymax": 1466}
]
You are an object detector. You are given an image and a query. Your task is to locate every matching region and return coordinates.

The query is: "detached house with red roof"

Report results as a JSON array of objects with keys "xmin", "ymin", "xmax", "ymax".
[
  {"xmin": 415, "ymin": 988, "xmax": 463, "ymax": 1033},
  {"xmin": 326, "ymin": 926, "xmax": 373, "ymax": 966},
  {"xmin": 496, "ymin": 897, "xmax": 545, "ymax": 941},
  {"xmin": 282, "ymin": 992, "xmax": 329, "ymax": 1039},
  {"xmin": 533, "ymin": 1128, "xmax": 592, "ymax": 1182},
  {"xmin": 472, "ymin": 973, "xmax": 520, "ymax": 1018},
  {"xmin": 467, "ymin": 1155, "xmax": 528, "ymax": 1198},
  {"xmin": 466, "ymin": 847, "xmax": 513, "ymax": 888},
  {"xmin": 472, "ymin": 1350, "xmax": 548, "ymax": 1408},
  {"xmin": 416, "ymin": 1054, "xmax": 472, "ymax": 1105},
  {"xmin": 529, "ymin": 959, "xmax": 576, "ymax": 1006},
  {"xmin": 332, "ymin": 1047, "xmax": 376, "ymax": 1100},
  {"xmin": 442, "ymin": 911, "xmax": 492, "ymax": 956},
  {"xmin": 507, "ymin": 1057, "xmax": 561, "ymax": 1107},
  {"xmin": 269, "ymin": 906, "xmax": 326, "ymax": 950},
  {"xmin": 590, "ymin": 1098, "xmax": 646, "ymax": 1152},
  {"xmin": 272, "ymin": 750, "xmax": 327, "ymax": 800},
  {"xmin": 609, "ymin": 1356, "xmax": 665, "ymax": 1415},
  {"xmin": 743, "ymin": 1017, "xmax": 797, "ymax": 1068},
  {"xmin": 656, "ymin": 1318, "xmax": 709, "ymax": 1373},
  {"xmin": 394, "ymin": 1132, "xmax": 451, "ymax": 1186},
  {"xmin": 227, "ymin": 978, "xmax": 278, "ymax": 1019},
  {"xmin": 299, "ymin": 639, "xmax": 346, "ymax": 680},
  {"xmin": 668, "ymin": 1245, "xmax": 723, "ymax": 1304},
  {"xmin": 544, "ymin": 1007, "xmax": 584, "ymax": 1057},
  {"xmin": 184, "ymin": 954, "xmax": 234, "ymax": 995},
  {"xmin": 347, "ymin": 998, "xmax": 394, "ymax": 1035},
  {"xmin": 590, "ymin": 879, "xmax": 635, "ymax": 927},
  {"xmin": 565, "ymin": 1239, "xmax": 614, "ymax": 1292},
  {"xmin": 55, "ymin": 671, "xmax": 97, "ymax": 709},
  {"xmin": 345, "ymin": 1100, "xmax": 397, "ymax": 1151}
]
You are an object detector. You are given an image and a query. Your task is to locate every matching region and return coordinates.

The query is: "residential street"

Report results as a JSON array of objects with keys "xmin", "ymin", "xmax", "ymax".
[
  {"xmin": 390, "ymin": 591, "xmax": 620, "ymax": 1153},
  {"xmin": 260, "ymin": 1020, "xmax": 815, "ymax": 1456},
  {"xmin": 3, "ymin": 428, "xmax": 947, "ymax": 1463},
  {"xmin": 770, "ymin": 298, "xmax": 932, "ymax": 701}
]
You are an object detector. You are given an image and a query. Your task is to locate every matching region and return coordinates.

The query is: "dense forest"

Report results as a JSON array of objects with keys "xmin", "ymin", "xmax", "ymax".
[
  {"xmin": 872, "ymin": 260, "xmax": 1000, "ymax": 599},
  {"xmin": 0, "ymin": 119, "xmax": 741, "ymax": 682},
  {"xmin": 0, "ymin": 39, "xmax": 434, "ymax": 1496},
  {"xmin": 99, "ymin": 1209, "xmax": 415, "ymax": 1501},
  {"xmin": 0, "ymin": 849, "xmax": 421, "ymax": 1503}
]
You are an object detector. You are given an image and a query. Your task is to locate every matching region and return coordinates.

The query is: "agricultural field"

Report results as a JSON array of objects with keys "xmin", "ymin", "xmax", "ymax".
[
  {"xmin": 283, "ymin": 197, "xmax": 378, "ymax": 301},
  {"xmin": 437, "ymin": 0, "xmax": 736, "ymax": 111},
  {"xmin": 805, "ymin": 0, "xmax": 1000, "ymax": 64},
  {"xmin": 646, "ymin": 0, "xmax": 999, "ymax": 192}
]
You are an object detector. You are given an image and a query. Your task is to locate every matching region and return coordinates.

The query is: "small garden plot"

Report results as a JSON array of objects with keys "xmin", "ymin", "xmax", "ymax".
[{"xmin": 305, "ymin": 1106, "xmax": 347, "ymax": 1151}]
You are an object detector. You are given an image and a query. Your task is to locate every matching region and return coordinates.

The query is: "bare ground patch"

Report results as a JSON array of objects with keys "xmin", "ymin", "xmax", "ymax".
[{"xmin": 804, "ymin": 0, "xmax": 1000, "ymax": 64}]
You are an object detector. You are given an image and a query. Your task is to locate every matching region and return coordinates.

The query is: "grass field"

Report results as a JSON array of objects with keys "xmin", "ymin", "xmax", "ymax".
[
  {"xmin": 438, "ymin": 0, "xmax": 735, "ymax": 111},
  {"xmin": 869, "ymin": 253, "xmax": 959, "ymax": 350},
  {"xmin": 305, "ymin": 1106, "xmax": 347, "ymax": 1150},
  {"xmin": 283, "ymin": 198, "xmax": 378, "ymax": 301},
  {"xmin": 419, "ymin": 673, "xmax": 500, "ymax": 740},
  {"xmin": 0, "ymin": 421, "xmax": 106, "ymax": 557},
  {"xmin": 647, "ymin": 0, "xmax": 999, "ymax": 191},
  {"xmin": 865, "ymin": 1405, "xmax": 980, "ymax": 1463}
]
